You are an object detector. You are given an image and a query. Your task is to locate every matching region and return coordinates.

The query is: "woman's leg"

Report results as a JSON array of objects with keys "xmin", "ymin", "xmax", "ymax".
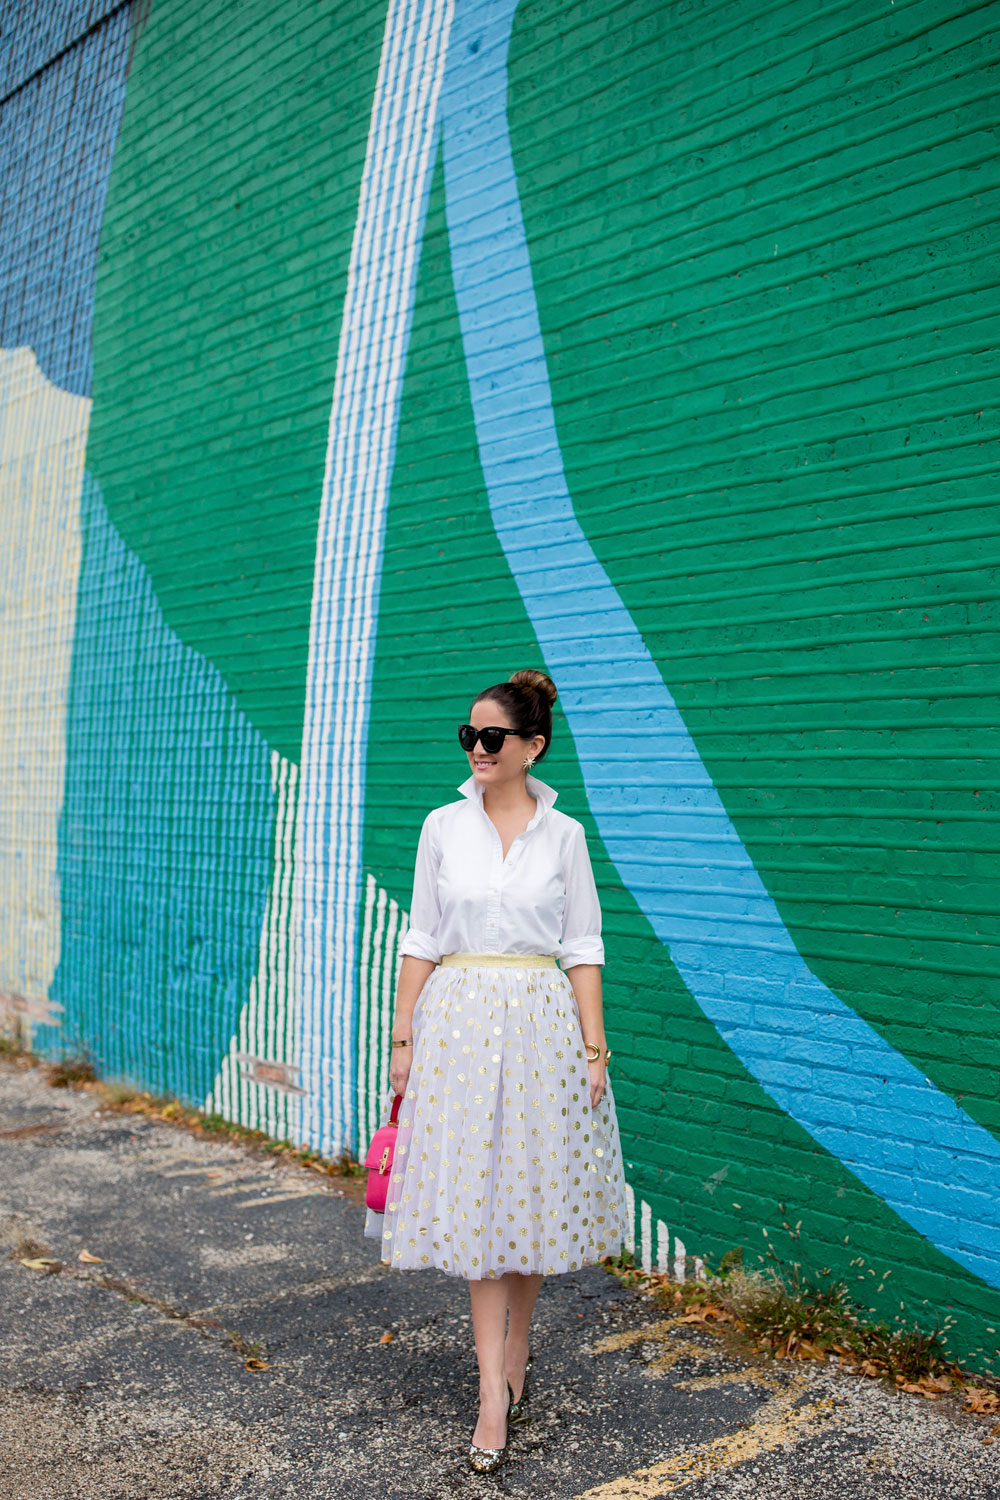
[
  {"xmin": 504, "ymin": 1272, "xmax": 543, "ymax": 1401},
  {"xmin": 468, "ymin": 1277, "xmax": 511, "ymax": 1449}
]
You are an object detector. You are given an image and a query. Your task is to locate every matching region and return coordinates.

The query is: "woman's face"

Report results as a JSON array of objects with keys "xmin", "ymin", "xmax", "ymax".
[{"xmin": 464, "ymin": 698, "xmax": 545, "ymax": 790}]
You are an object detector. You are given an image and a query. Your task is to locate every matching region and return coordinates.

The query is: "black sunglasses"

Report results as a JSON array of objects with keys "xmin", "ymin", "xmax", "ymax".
[{"xmin": 458, "ymin": 723, "xmax": 526, "ymax": 754}]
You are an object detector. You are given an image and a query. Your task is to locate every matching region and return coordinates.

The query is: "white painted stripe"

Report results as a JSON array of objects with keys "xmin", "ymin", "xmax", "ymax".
[
  {"xmin": 379, "ymin": 899, "xmax": 399, "ymax": 1126},
  {"xmin": 352, "ymin": 881, "xmax": 410, "ymax": 1155},
  {"xmin": 320, "ymin": 0, "xmax": 427, "ymax": 1155},
  {"xmin": 296, "ymin": 0, "xmax": 454, "ymax": 1158},
  {"xmin": 358, "ymin": 873, "xmax": 376, "ymax": 1153},
  {"xmin": 333, "ymin": 0, "xmax": 445, "ymax": 1149},
  {"xmin": 624, "ymin": 1181, "xmax": 636, "ymax": 1258},
  {"xmin": 278, "ymin": 759, "xmax": 298, "ymax": 1137},
  {"xmin": 367, "ymin": 884, "xmax": 387, "ymax": 1146},
  {"xmin": 657, "ymin": 1220, "xmax": 669, "ymax": 1275},
  {"xmin": 204, "ymin": 751, "xmax": 300, "ymax": 1139},
  {"xmin": 674, "ymin": 1237, "xmax": 687, "ymax": 1283}
]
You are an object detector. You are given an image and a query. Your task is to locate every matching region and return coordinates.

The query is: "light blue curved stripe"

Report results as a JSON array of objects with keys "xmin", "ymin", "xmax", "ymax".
[{"xmin": 438, "ymin": 0, "xmax": 1000, "ymax": 1290}]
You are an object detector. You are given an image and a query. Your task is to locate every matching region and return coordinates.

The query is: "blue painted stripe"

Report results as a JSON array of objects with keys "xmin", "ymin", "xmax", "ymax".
[{"xmin": 439, "ymin": 0, "xmax": 1000, "ymax": 1290}]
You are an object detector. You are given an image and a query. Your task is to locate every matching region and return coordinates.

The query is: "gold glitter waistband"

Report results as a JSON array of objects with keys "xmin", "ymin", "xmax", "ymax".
[{"xmin": 439, "ymin": 952, "xmax": 558, "ymax": 971}]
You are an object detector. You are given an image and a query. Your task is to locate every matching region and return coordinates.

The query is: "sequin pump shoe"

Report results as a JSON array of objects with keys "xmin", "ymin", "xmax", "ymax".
[
  {"xmin": 508, "ymin": 1351, "xmax": 533, "ymax": 1424},
  {"xmin": 467, "ymin": 1382, "xmax": 514, "ymax": 1474}
]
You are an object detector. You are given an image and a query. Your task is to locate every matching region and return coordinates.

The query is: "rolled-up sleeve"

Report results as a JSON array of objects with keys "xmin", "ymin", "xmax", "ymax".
[
  {"xmin": 398, "ymin": 811, "xmax": 443, "ymax": 963},
  {"xmin": 558, "ymin": 821, "xmax": 605, "ymax": 968}
]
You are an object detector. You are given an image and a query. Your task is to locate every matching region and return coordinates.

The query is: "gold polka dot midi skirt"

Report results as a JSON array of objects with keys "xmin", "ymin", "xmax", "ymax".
[{"xmin": 367, "ymin": 955, "xmax": 629, "ymax": 1280}]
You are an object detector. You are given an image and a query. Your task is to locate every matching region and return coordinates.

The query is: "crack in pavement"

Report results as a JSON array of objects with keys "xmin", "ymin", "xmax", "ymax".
[{"xmin": 11, "ymin": 1258, "xmax": 267, "ymax": 1366}]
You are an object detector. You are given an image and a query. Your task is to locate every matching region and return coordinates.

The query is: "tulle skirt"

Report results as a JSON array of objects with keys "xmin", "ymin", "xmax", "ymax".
[{"xmin": 364, "ymin": 954, "xmax": 629, "ymax": 1280}]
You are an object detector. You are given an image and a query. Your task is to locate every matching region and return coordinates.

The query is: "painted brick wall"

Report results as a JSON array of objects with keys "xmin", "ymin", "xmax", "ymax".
[{"xmin": 1, "ymin": 0, "xmax": 998, "ymax": 1371}]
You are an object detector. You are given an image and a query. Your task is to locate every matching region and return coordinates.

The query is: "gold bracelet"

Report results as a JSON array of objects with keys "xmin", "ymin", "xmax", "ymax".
[
  {"xmin": 391, "ymin": 1038, "xmax": 412, "ymax": 1049},
  {"xmin": 584, "ymin": 1041, "xmax": 611, "ymax": 1064}
]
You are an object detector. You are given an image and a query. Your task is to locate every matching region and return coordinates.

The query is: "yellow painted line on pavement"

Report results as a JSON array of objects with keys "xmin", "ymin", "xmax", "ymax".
[
  {"xmin": 196, "ymin": 1181, "xmax": 276, "ymax": 1197},
  {"xmin": 591, "ymin": 1318, "xmax": 720, "ymax": 1376},
  {"xmin": 647, "ymin": 1338, "xmax": 715, "ymax": 1375},
  {"xmin": 577, "ymin": 1375, "xmax": 840, "ymax": 1499},
  {"xmin": 672, "ymin": 1367, "xmax": 780, "ymax": 1393},
  {"xmin": 592, "ymin": 1318, "xmax": 688, "ymax": 1353},
  {"xmin": 236, "ymin": 1190, "xmax": 322, "ymax": 1208},
  {"xmin": 157, "ymin": 1166, "xmax": 233, "ymax": 1179},
  {"xmin": 155, "ymin": 1163, "xmax": 321, "ymax": 1207}
]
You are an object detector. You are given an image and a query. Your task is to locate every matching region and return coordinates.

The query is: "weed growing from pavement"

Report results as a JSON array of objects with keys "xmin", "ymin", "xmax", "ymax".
[
  {"xmin": 47, "ymin": 1053, "xmax": 98, "ymax": 1087},
  {"xmin": 0, "ymin": 1022, "xmax": 26, "ymax": 1056},
  {"xmin": 600, "ymin": 1244, "xmax": 1000, "ymax": 1417}
]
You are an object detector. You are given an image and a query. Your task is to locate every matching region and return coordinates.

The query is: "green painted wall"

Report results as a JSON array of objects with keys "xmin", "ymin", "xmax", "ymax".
[
  {"xmin": 364, "ymin": 0, "xmax": 1000, "ymax": 1366},
  {"xmin": 3, "ymin": 0, "xmax": 998, "ymax": 1373},
  {"xmin": 87, "ymin": 0, "xmax": 390, "ymax": 762}
]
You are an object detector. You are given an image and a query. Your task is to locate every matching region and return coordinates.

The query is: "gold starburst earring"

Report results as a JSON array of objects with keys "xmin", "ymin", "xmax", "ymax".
[{"xmin": 523, "ymin": 757, "xmax": 535, "ymax": 771}]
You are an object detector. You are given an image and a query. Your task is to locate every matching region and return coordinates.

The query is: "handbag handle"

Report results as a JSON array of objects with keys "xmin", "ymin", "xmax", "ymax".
[{"xmin": 388, "ymin": 1092, "xmax": 402, "ymax": 1126}]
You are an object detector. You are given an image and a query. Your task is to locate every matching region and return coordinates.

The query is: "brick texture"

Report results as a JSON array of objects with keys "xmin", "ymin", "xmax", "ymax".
[{"xmin": 1, "ymin": 0, "xmax": 998, "ymax": 1371}]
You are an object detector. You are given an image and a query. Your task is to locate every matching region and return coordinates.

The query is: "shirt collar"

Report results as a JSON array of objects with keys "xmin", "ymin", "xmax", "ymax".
[{"xmin": 458, "ymin": 772, "xmax": 558, "ymax": 830}]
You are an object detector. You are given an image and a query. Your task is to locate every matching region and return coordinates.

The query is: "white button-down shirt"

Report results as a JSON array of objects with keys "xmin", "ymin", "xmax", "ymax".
[{"xmin": 399, "ymin": 773, "xmax": 605, "ymax": 969}]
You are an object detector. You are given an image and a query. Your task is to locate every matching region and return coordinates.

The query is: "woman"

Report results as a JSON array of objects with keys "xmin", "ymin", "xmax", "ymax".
[{"xmin": 364, "ymin": 668, "xmax": 628, "ymax": 1473}]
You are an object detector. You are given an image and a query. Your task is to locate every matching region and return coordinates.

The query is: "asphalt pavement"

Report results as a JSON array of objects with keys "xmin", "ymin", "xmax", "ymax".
[{"xmin": 1, "ymin": 1055, "xmax": 998, "ymax": 1500}]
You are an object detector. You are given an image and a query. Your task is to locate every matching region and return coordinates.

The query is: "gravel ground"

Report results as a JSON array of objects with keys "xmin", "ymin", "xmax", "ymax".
[{"xmin": 1, "ymin": 1054, "xmax": 998, "ymax": 1500}]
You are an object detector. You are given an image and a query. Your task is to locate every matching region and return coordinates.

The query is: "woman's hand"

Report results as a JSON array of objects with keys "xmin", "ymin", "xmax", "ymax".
[
  {"xmin": 588, "ymin": 1056, "xmax": 607, "ymax": 1110},
  {"xmin": 565, "ymin": 965, "xmax": 608, "ymax": 1112},
  {"xmin": 386, "ymin": 954, "xmax": 437, "ymax": 1098},
  {"xmin": 386, "ymin": 958, "xmax": 435, "ymax": 1101},
  {"xmin": 389, "ymin": 1043, "xmax": 412, "ymax": 1099}
]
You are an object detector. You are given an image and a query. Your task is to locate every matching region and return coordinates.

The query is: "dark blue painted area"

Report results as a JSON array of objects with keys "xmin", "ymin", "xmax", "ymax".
[
  {"xmin": 0, "ymin": 2, "xmax": 130, "ymax": 396},
  {"xmin": 38, "ymin": 471, "xmax": 278, "ymax": 1106},
  {"xmin": 0, "ymin": 1, "xmax": 125, "ymax": 95}
]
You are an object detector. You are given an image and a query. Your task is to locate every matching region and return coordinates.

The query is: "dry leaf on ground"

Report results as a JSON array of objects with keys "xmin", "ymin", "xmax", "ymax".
[
  {"xmin": 917, "ymin": 1375, "xmax": 953, "ymax": 1396},
  {"xmin": 78, "ymin": 1248, "xmax": 103, "ymax": 1263},
  {"xmin": 379, "ymin": 1331, "xmax": 394, "ymax": 1344},
  {"xmin": 897, "ymin": 1378, "xmax": 942, "ymax": 1398},
  {"xmin": 792, "ymin": 1340, "xmax": 828, "ymax": 1361},
  {"xmin": 676, "ymin": 1305, "xmax": 732, "ymax": 1326},
  {"xmin": 964, "ymin": 1387, "xmax": 1000, "ymax": 1414}
]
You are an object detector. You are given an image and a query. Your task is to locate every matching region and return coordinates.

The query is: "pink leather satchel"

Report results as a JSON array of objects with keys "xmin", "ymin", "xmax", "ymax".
[{"xmin": 364, "ymin": 1093, "xmax": 403, "ymax": 1213}]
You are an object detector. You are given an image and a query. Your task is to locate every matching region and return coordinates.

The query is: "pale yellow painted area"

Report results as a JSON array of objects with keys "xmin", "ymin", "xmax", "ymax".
[
  {"xmin": 0, "ymin": 347, "xmax": 89, "ymax": 1028},
  {"xmin": 592, "ymin": 1318, "xmax": 689, "ymax": 1353},
  {"xmin": 672, "ymin": 1367, "xmax": 779, "ymax": 1393},
  {"xmin": 591, "ymin": 1318, "xmax": 719, "ymax": 1376},
  {"xmin": 587, "ymin": 1319, "xmax": 840, "ymax": 1496},
  {"xmin": 578, "ymin": 1375, "xmax": 839, "ymax": 1499}
]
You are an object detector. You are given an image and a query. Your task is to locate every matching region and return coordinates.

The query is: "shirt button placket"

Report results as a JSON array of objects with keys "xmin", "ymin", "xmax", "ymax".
[{"xmin": 486, "ymin": 838, "xmax": 501, "ymax": 949}]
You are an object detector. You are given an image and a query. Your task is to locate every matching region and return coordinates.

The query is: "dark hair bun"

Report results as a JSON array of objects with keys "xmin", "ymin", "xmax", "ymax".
[
  {"xmin": 471, "ymin": 669, "xmax": 558, "ymax": 764},
  {"xmin": 509, "ymin": 668, "xmax": 557, "ymax": 708}
]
